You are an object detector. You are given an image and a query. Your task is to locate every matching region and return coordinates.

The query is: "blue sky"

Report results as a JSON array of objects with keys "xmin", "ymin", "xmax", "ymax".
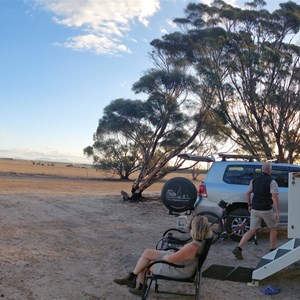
[{"xmin": 0, "ymin": 0, "xmax": 295, "ymax": 163}]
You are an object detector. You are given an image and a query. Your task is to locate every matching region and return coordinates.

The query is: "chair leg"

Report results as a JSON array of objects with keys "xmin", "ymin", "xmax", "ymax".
[
  {"xmin": 195, "ymin": 271, "xmax": 201, "ymax": 300},
  {"xmin": 154, "ymin": 279, "xmax": 159, "ymax": 292},
  {"xmin": 142, "ymin": 277, "xmax": 153, "ymax": 300}
]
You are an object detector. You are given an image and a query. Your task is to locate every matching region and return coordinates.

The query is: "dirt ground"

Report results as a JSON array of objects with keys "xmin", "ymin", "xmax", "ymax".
[{"xmin": 0, "ymin": 159, "xmax": 299, "ymax": 300}]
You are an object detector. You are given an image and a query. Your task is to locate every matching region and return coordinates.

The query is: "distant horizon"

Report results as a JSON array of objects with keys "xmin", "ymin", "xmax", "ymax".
[
  {"xmin": 0, "ymin": 156, "xmax": 92, "ymax": 165},
  {"xmin": 0, "ymin": 148, "xmax": 92, "ymax": 165}
]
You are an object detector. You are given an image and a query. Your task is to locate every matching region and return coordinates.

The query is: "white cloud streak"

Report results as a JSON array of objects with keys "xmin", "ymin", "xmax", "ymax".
[
  {"xmin": 30, "ymin": 0, "xmax": 160, "ymax": 55},
  {"xmin": 62, "ymin": 34, "xmax": 131, "ymax": 55},
  {"xmin": 160, "ymin": 28, "xmax": 168, "ymax": 35}
]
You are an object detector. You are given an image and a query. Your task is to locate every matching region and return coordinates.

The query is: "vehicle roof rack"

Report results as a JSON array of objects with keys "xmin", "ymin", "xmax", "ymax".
[
  {"xmin": 178, "ymin": 153, "xmax": 215, "ymax": 162},
  {"xmin": 218, "ymin": 153, "xmax": 273, "ymax": 162}
]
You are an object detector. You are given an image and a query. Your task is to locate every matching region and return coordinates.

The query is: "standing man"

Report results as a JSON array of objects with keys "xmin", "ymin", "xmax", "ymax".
[{"xmin": 232, "ymin": 163, "xmax": 280, "ymax": 260}]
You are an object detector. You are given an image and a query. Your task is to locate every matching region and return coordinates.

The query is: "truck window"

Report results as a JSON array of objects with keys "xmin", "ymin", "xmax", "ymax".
[
  {"xmin": 223, "ymin": 165, "xmax": 261, "ymax": 185},
  {"xmin": 270, "ymin": 166, "xmax": 300, "ymax": 188},
  {"xmin": 272, "ymin": 166, "xmax": 288, "ymax": 187}
]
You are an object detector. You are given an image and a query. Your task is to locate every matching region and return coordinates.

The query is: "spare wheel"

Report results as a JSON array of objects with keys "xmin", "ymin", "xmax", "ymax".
[{"xmin": 161, "ymin": 177, "xmax": 197, "ymax": 213}]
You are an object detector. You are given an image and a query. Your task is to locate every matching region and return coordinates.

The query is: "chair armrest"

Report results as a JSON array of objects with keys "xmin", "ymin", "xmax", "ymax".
[
  {"xmin": 167, "ymin": 236, "xmax": 191, "ymax": 243},
  {"xmin": 155, "ymin": 236, "xmax": 192, "ymax": 250},
  {"xmin": 147, "ymin": 256, "xmax": 198, "ymax": 271},
  {"xmin": 162, "ymin": 228, "xmax": 187, "ymax": 236},
  {"xmin": 147, "ymin": 260, "xmax": 186, "ymax": 270},
  {"xmin": 161, "ymin": 247, "xmax": 180, "ymax": 251},
  {"xmin": 156, "ymin": 228, "xmax": 191, "ymax": 250}
]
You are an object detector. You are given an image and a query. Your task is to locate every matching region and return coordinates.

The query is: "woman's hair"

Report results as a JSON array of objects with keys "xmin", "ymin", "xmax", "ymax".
[{"xmin": 190, "ymin": 215, "xmax": 213, "ymax": 241}]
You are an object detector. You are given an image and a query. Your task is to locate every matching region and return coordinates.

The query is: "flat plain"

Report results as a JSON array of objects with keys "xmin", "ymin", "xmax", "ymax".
[{"xmin": 0, "ymin": 158, "xmax": 299, "ymax": 300}]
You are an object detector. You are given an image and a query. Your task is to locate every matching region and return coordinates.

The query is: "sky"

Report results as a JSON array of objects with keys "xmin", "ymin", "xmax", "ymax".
[{"xmin": 0, "ymin": 0, "xmax": 298, "ymax": 164}]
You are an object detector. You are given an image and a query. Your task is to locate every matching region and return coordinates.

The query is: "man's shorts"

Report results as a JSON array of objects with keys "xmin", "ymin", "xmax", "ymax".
[{"xmin": 250, "ymin": 209, "xmax": 277, "ymax": 230}]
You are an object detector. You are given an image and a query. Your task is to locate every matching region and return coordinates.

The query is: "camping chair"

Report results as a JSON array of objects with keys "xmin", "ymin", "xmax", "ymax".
[
  {"xmin": 141, "ymin": 238, "xmax": 213, "ymax": 300},
  {"xmin": 155, "ymin": 228, "xmax": 192, "ymax": 251},
  {"xmin": 155, "ymin": 213, "xmax": 221, "ymax": 250}
]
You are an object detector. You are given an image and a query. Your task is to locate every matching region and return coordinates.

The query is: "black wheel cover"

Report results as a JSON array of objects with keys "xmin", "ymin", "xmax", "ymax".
[{"xmin": 161, "ymin": 177, "xmax": 197, "ymax": 213}]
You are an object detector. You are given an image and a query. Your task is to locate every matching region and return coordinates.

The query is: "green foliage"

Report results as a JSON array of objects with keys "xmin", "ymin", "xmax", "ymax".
[
  {"xmin": 170, "ymin": 0, "xmax": 300, "ymax": 163},
  {"xmin": 84, "ymin": 134, "xmax": 141, "ymax": 179}
]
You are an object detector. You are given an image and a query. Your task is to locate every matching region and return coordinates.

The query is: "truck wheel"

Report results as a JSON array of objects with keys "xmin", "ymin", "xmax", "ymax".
[
  {"xmin": 161, "ymin": 177, "xmax": 197, "ymax": 213},
  {"xmin": 225, "ymin": 208, "xmax": 250, "ymax": 242}
]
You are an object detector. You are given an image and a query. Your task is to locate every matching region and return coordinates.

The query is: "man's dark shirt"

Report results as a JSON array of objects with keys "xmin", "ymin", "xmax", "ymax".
[{"xmin": 251, "ymin": 173, "xmax": 274, "ymax": 211}]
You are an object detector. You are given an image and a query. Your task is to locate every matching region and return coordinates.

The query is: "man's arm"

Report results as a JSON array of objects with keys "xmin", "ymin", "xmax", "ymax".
[
  {"xmin": 272, "ymin": 192, "xmax": 280, "ymax": 223},
  {"xmin": 246, "ymin": 180, "xmax": 253, "ymax": 211},
  {"xmin": 272, "ymin": 193, "xmax": 280, "ymax": 212},
  {"xmin": 271, "ymin": 179, "xmax": 280, "ymax": 222}
]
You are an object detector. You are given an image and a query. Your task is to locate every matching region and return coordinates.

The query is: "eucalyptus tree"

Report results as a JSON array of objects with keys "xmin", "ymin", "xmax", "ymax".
[
  {"xmin": 86, "ymin": 64, "xmax": 225, "ymax": 199},
  {"xmin": 83, "ymin": 133, "xmax": 141, "ymax": 179},
  {"xmin": 85, "ymin": 69, "xmax": 207, "ymax": 199},
  {"xmin": 162, "ymin": 0, "xmax": 300, "ymax": 162}
]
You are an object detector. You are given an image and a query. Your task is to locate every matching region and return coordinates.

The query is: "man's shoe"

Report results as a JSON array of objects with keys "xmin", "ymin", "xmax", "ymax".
[
  {"xmin": 232, "ymin": 246, "xmax": 243, "ymax": 260},
  {"xmin": 113, "ymin": 273, "xmax": 136, "ymax": 288}
]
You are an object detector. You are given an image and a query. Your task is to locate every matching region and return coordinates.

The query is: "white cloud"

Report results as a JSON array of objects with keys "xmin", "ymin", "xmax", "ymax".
[
  {"xmin": 30, "ymin": 0, "xmax": 160, "ymax": 55},
  {"xmin": 120, "ymin": 81, "xmax": 129, "ymax": 87},
  {"xmin": 224, "ymin": 0, "xmax": 237, "ymax": 6},
  {"xmin": 160, "ymin": 28, "xmax": 168, "ymax": 35},
  {"xmin": 62, "ymin": 34, "xmax": 131, "ymax": 55},
  {"xmin": 129, "ymin": 38, "xmax": 138, "ymax": 43},
  {"xmin": 201, "ymin": 0, "xmax": 213, "ymax": 5},
  {"xmin": 166, "ymin": 18, "xmax": 176, "ymax": 28},
  {"xmin": 160, "ymin": 17, "xmax": 178, "ymax": 36}
]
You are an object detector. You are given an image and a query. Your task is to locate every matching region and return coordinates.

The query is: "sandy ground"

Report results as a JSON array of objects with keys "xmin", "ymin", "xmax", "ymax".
[{"xmin": 0, "ymin": 160, "xmax": 299, "ymax": 300}]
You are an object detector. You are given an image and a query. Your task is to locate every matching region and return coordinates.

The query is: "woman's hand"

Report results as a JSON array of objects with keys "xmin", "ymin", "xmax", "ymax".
[
  {"xmin": 162, "ymin": 242, "xmax": 198, "ymax": 264},
  {"xmin": 162, "ymin": 254, "xmax": 170, "ymax": 262}
]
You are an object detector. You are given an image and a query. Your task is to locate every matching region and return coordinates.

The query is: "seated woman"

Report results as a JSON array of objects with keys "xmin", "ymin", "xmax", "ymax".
[{"xmin": 114, "ymin": 215, "xmax": 213, "ymax": 296}]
